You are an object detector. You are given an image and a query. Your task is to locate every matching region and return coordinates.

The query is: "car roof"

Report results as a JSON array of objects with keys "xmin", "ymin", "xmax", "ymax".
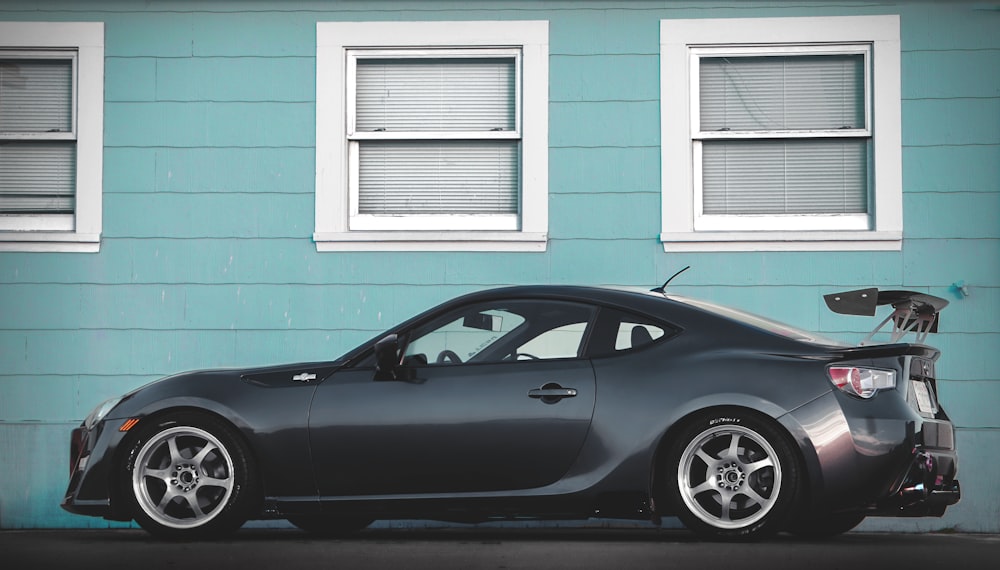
[{"xmin": 447, "ymin": 285, "xmax": 844, "ymax": 347}]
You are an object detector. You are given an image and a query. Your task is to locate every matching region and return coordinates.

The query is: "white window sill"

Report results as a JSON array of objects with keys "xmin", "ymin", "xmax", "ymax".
[
  {"xmin": 0, "ymin": 232, "xmax": 101, "ymax": 253},
  {"xmin": 659, "ymin": 230, "xmax": 902, "ymax": 252},
  {"xmin": 314, "ymin": 231, "xmax": 547, "ymax": 252}
]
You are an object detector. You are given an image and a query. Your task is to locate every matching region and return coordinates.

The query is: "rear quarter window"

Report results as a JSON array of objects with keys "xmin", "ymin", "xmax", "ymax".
[{"xmin": 588, "ymin": 307, "xmax": 678, "ymax": 357}]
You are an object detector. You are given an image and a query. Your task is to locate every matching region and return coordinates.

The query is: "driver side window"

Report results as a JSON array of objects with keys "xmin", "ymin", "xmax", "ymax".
[
  {"xmin": 405, "ymin": 308, "xmax": 526, "ymax": 365},
  {"xmin": 403, "ymin": 299, "xmax": 595, "ymax": 365}
]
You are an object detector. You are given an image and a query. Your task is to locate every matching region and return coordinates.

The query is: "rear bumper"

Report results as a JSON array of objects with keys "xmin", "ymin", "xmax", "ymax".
[
  {"xmin": 872, "ymin": 448, "xmax": 960, "ymax": 517},
  {"xmin": 786, "ymin": 390, "xmax": 961, "ymax": 518}
]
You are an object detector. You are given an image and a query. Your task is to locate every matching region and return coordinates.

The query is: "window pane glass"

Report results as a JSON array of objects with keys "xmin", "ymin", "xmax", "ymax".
[
  {"xmin": 405, "ymin": 308, "xmax": 526, "ymax": 365},
  {"xmin": 359, "ymin": 140, "xmax": 518, "ymax": 215},
  {"xmin": 700, "ymin": 54, "xmax": 865, "ymax": 131},
  {"xmin": 357, "ymin": 57, "xmax": 515, "ymax": 132},
  {"xmin": 702, "ymin": 139, "xmax": 869, "ymax": 215},
  {"xmin": 518, "ymin": 323, "xmax": 589, "ymax": 360},
  {"xmin": 404, "ymin": 300, "xmax": 595, "ymax": 364},
  {"xmin": 0, "ymin": 58, "xmax": 72, "ymax": 133},
  {"xmin": 0, "ymin": 141, "xmax": 75, "ymax": 213},
  {"xmin": 615, "ymin": 322, "xmax": 666, "ymax": 351}
]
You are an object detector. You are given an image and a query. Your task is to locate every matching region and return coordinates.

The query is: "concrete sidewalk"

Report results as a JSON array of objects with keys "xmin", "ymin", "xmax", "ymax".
[{"xmin": 3, "ymin": 528, "xmax": 998, "ymax": 570}]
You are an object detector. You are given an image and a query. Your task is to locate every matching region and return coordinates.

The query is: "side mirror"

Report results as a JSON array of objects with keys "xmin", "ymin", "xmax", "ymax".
[{"xmin": 373, "ymin": 334, "xmax": 400, "ymax": 381}]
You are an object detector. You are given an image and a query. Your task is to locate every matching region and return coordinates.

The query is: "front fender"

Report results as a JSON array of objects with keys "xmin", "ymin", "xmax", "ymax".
[{"xmin": 75, "ymin": 370, "xmax": 318, "ymax": 519}]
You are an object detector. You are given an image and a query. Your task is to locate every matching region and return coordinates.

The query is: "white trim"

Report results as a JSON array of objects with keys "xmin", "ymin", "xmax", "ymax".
[
  {"xmin": 346, "ymin": 46, "xmax": 523, "ymax": 140},
  {"xmin": 660, "ymin": 230, "xmax": 902, "ymax": 252},
  {"xmin": 0, "ymin": 22, "xmax": 104, "ymax": 253},
  {"xmin": 660, "ymin": 15, "xmax": 901, "ymax": 252},
  {"xmin": 349, "ymin": 214, "xmax": 519, "ymax": 232},
  {"xmin": 0, "ymin": 232, "xmax": 101, "ymax": 253},
  {"xmin": 693, "ymin": 214, "xmax": 872, "ymax": 233},
  {"xmin": 0, "ymin": 214, "xmax": 74, "ymax": 232},
  {"xmin": 690, "ymin": 43, "xmax": 873, "ymax": 140},
  {"xmin": 315, "ymin": 20, "xmax": 548, "ymax": 252},
  {"xmin": 314, "ymin": 231, "xmax": 548, "ymax": 252}
]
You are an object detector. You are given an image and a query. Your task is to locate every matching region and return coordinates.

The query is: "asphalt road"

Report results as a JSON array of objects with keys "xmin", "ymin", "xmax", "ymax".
[{"xmin": 3, "ymin": 528, "xmax": 998, "ymax": 570}]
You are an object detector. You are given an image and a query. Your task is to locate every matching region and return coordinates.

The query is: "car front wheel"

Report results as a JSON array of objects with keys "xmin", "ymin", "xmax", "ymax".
[
  {"xmin": 122, "ymin": 411, "xmax": 260, "ymax": 539},
  {"xmin": 666, "ymin": 410, "xmax": 800, "ymax": 541}
]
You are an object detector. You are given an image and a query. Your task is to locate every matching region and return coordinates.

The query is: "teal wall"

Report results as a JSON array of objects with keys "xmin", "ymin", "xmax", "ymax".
[{"xmin": 0, "ymin": 1, "xmax": 997, "ymax": 531}]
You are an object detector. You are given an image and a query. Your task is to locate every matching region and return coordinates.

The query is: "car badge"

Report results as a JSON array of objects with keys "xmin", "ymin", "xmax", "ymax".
[{"xmin": 292, "ymin": 372, "xmax": 317, "ymax": 383}]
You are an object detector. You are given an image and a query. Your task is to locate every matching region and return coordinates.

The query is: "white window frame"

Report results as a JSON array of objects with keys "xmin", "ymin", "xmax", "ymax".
[
  {"xmin": 0, "ymin": 22, "xmax": 104, "ymax": 253},
  {"xmin": 660, "ymin": 16, "xmax": 902, "ymax": 252},
  {"xmin": 347, "ymin": 47, "xmax": 522, "ymax": 232},
  {"xmin": 315, "ymin": 21, "xmax": 549, "ymax": 252}
]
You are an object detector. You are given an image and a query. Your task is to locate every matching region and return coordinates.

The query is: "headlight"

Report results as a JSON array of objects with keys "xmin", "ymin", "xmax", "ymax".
[{"xmin": 83, "ymin": 397, "xmax": 122, "ymax": 431}]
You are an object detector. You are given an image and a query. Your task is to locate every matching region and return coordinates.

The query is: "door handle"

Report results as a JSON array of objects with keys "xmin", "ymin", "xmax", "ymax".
[
  {"xmin": 528, "ymin": 383, "xmax": 577, "ymax": 403},
  {"xmin": 528, "ymin": 388, "xmax": 578, "ymax": 398}
]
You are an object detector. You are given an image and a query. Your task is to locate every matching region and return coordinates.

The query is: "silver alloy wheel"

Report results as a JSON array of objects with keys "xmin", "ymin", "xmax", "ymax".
[
  {"xmin": 131, "ymin": 426, "xmax": 236, "ymax": 529},
  {"xmin": 676, "ymin": 424, "xmax": 782, "ymax": 530}
]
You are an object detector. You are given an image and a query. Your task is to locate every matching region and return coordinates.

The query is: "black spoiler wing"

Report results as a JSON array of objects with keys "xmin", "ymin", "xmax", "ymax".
[{"xmin": 824, "ymin": 288, "xmax": 948, "ymax": 345}]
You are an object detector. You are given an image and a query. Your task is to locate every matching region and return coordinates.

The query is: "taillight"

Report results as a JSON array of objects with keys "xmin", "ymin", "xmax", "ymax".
[{"xmin": 828, "ymin": 366, "xmax": 896, "ymax": 399}]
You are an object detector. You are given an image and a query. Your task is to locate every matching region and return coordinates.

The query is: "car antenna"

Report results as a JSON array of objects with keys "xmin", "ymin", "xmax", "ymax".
[{"xmin": 651, "ymin": 266, "xmax": 690, "ymax": 294}]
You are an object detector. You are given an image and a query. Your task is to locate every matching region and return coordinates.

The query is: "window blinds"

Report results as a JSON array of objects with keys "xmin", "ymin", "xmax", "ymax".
[
  {"xmin": 699, "ymin": 54, "xmax": 868, "ymax": 217},
  {"xmin": 700, "ymin": 55, "xmax": 865, "ymax": 131},
  {"xmin": 0, "ymin": 58, "xmax": 75, "ymax": 215},
  {"xmin": 359, "ymin": 141, "xmax": 518, "ymax": 215},
  {"xmin": 356, "ymin": 57, "xmax": 515, "ymax": 132},
  {"xmin": 353, "ymin": 57, "xmax": 518, "ymax": 218},
  {"xmin": 702, "ymin": 139, "xmax": 868, "ymax": 215},
  {"xmin": 0, "ymin": 142, "xmax": 75, "ymax": 213}
]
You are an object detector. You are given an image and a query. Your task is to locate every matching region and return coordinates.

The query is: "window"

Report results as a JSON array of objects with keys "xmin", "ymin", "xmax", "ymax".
[
  {"xmin": 614, "ymin": 321, "xmax": 666, "ymax": 351},
  {"xmin": 315, "ymin": 21, "xmax": 549, "ymax": 252},
  {"xmin": 405, "ymin": 307, "xmax": 526, "ymax": 365},
  {"xmin": 0, "ymin": 22, "xmax": 104, "ymax": 252},
  {"xmin": 402, "ymin": 300, "xmax": 595, "ymax": 365},
  {"xmin": 586, "ymin": 307, "xmax": 675, "ymax": 357},
  {"xmin": 660, "ymin": 16, "xmax": 901, "ymax": 251},
  {"xmin": 517, "ymin": 322, "xmax": 589, "ymax": 360}
]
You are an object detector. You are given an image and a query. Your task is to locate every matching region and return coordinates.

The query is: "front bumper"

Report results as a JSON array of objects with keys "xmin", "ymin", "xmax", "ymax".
[{"xmin": 61, "ymin": 422, "xmax": 130, "ymax": 520}]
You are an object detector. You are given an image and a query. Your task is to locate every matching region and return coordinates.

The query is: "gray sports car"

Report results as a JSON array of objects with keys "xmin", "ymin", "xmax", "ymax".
[{"xmin": 62, "ymin": 283, "xmax": 960, "ymax": 540}]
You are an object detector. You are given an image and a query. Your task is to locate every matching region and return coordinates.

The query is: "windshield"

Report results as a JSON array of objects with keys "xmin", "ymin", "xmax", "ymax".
[{"xmin": 667, "ymin": 294, "xmax": 847, "ymax": 347}]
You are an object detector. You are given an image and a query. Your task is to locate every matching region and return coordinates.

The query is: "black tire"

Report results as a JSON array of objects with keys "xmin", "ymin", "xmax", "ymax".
[
  {"xmin": 787, "ymin": 511, "xmax": 866, "ymax": 539},
  {"xmin": 287, "ymin": 515, "xmax": 374, "ymax": 536},
  {"xmin": 121, "ymin": 411, "xmax": 260, "ymax": 539},
  {"xmin": 665, "ymin": 410, "xmax": 801, "ymax": 541}
]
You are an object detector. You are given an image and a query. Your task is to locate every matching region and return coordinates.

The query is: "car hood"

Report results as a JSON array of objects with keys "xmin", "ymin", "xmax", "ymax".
[{"xmin": 114, "ymin": 360, "xmax": 348, "ymax": 407}]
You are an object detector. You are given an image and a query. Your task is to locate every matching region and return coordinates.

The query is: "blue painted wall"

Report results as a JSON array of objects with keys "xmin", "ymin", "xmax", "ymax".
[{"xmin": 0, "ymin": 0, "xmax": 997, "ymax": 531}]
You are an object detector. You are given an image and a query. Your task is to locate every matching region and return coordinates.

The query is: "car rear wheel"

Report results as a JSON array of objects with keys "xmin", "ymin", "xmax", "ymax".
[
  {"xmin": 666, "ymin": 410, "xmax": 801, "ymax": 541},
  {"xmin": 287, "ymin": 515, "xmax": 374, "ymax": 536},
  {"xmin": 122, "ymin": 411, "xmax": 260, "ymax": 539}
]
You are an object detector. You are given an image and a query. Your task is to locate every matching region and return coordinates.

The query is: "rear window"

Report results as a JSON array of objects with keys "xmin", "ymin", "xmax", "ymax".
[{"xmin": 668, "ymin": 295, "xmax": 847, "ymax": 347}]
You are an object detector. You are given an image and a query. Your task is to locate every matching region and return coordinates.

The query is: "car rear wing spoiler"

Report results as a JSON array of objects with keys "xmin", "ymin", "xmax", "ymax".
[{"xmin": 824, "ymin": 288, "xmax": 949, "ymax": 345}]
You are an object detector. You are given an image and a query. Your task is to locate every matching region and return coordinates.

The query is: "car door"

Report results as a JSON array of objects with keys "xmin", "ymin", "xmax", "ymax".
[{"xmin": 308, "ymin": 298, "xmax": 598, "ymax": 497}]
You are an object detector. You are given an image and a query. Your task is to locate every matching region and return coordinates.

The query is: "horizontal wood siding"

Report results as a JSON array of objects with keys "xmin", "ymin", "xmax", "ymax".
[{"xmin": 0, "ymin": 0, "xmax": 996, "ymax": 531}]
